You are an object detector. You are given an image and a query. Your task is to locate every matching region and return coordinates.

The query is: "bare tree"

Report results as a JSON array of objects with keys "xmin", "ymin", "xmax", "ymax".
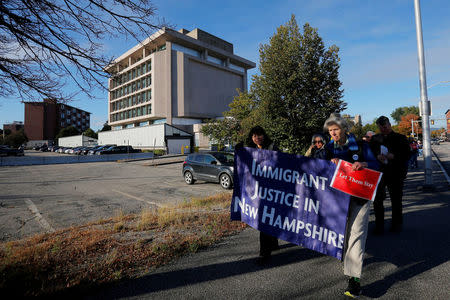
[{"xmin": 0, "ymin": 0, "xmax": 166, "ymax": 102}]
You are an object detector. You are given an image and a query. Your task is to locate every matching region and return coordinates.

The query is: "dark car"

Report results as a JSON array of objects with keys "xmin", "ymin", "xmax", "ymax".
[
  {"xmin": 182, "ymin": 152, "xmax": 234, "ymax": 189},
  {"xmin": 97, "ymin": 145, "xmax": 141, "ymax": 155},
  {"xmin": 0, "ymin": 145, "xmax": 25, "ymax": 156},
  {"xmin": 88, "ymin": 144, "xmax": 116, "ymax": 155}
]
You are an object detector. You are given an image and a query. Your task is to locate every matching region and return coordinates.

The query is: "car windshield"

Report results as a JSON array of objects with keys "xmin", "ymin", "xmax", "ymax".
[{"xmin": 212, "ymin": 152, "xmax": 234, "ymax": 165}]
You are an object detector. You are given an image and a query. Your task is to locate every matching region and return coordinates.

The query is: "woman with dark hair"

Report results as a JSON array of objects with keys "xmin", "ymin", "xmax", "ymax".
[
  {"xmin": 323, "ymin": 113, "xmax": 379, "ymax": 298},
  {"xmin": 244, "ymin": 126, "xmax": 279, "ymax": 262},
  {"xmin": 304, "ymin": 133, "xmax": 328, "ymax": 159}
]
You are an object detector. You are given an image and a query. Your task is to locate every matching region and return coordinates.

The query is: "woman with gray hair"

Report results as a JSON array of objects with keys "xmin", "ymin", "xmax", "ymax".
[
  {"xmin": 323, "ymin": 113, "xmax": 379, "ymax": 298},
  {"xmin": 304, "ymin": 133, "xmax": 328, "ymax": 159}
]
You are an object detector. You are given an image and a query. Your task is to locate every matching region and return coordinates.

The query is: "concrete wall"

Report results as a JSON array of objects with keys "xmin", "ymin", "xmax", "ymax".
[
  {"xmin": 0, "ymin": 152, "xmax": 154, "ymax": 167},
  {"xmin": 98, "ymin": 124, "xmax": 166, "ymax": 148},
  {"xmin": 58, "ymin": 135, "xmax": 98, "ymax": 147},
  {"xmin": 182, "ymin": 57, "xmax": 243, "ymax": 118}
]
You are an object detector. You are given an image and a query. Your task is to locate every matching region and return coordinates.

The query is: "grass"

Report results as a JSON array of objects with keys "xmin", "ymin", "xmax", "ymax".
[{"xmin": 0, "ymin": 193, "xmax": 245, "ymax": 297}]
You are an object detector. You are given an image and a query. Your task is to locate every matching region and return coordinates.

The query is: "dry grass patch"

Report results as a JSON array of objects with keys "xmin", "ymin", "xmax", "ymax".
[{"xmin": 0, "ymin": 192, "xmax": 245, "ymax": 297}]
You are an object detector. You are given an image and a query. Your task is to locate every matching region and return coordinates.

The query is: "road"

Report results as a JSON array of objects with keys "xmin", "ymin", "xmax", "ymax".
[
  {"xmin": 0, "ymin": 160, "xmax": 229, "ymax": 241},
  {"xmin": 87, "ymin": 143, "xmax": 450, "ymax": 299}
]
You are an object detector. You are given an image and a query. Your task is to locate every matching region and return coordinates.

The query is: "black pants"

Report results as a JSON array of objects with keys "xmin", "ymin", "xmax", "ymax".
[
  {"xmin": 259, "ymin": 232, "xmax": 278, "ymax": 257},
  {"xmin": 374, "ymin": 175, "xmax": 405, "ymax": 230}
]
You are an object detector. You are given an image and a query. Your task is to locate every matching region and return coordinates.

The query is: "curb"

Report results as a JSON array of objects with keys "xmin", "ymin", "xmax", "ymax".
[{"xmin": 431, "ymin": 149, "xmax": 450, "ymax": 185}]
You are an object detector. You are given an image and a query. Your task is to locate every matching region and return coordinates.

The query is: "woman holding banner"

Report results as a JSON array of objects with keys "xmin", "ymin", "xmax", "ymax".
[
  {"xmin": 244, "ymin": 126, "xmax": 280, "ymax": 264},
  {"xmin": 323, "ymin": 113, "xmax": 379, "ymax": 298}
]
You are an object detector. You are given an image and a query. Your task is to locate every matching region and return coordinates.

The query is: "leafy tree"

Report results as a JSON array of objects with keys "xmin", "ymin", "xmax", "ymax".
[
  {"xmin": 350, "ymin": 123, "xmax": 365, "ymax": 140},
  {"xmin": 203, "ymin": 16, "xmax": 345, "ymax": 154},
  {"xmin": 0, "ymin": 0, "xmax": 165, "ymax": 102},
  {"xmin": 391, "ymin": 106, "xmax": 420, "ymax": 124},
  {"xmin": 3, "ymin": 129, "xmax": 12, "ymax": 136},
  {"xmin": 397, "ymin": 114, "xmax": 421, "ymax": 136},
  {"xmin": 362, "ymin": 120, "xmax": 379, "ymax": 135},
  {"xmin": 100, "ymin": 122, "xmax": 111, "ymax": 132},
  {"xmin": 252, "ymin": 16, "xmax": 345, "ymax": 153},
  {"xmin": 56, "ymin": 126, "xmax": 79, "ymax": 139},
  {"xmin": 83, "ymin": 128, "xmax": 98, "ymax": 139},
  {"xmin": 4, "ymin": 129, "xmax": 28, "ymax": 148},
  {"xmin": 201, "ymin": 90, "xmax": 263, "ymax": 146},
  {"xmin": 431, "ymin": 128, "xmax": 445, "ymax": 138}
]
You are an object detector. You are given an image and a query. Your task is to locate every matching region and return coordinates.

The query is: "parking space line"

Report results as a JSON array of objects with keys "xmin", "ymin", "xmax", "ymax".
[
  {"xmin": 25, "ymin": 199, "xmax": 56, "ymax": 233},
  {"xmin": 112, "ymin": 190, "xmax": 161, "ymax": 207}
]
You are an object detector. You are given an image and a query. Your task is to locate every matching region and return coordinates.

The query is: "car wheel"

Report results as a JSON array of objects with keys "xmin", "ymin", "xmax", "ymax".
[
  {"xmin": 184, "ymin": 171, "xmax": 195, "ymax": 185},
  {"xmin": 220, "ymin": 173, "xmax": 232, "ymax": 189}
]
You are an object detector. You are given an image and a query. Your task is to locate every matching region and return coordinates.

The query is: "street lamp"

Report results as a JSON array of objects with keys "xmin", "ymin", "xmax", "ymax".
[{"xmin": 414, "ymin": 0, "xmax": 433, "ymax": 188}]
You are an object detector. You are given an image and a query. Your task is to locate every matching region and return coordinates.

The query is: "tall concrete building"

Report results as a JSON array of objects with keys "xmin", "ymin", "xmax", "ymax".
[
  {"xmin": 101, "ymin": 27, "xmax": 255, "ymax": 152},
  {"xmin": 103, "ymin": 27, "xmax": 255, "ymax": 145}
]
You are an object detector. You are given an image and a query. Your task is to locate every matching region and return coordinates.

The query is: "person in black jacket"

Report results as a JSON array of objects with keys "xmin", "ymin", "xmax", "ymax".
[
  {"xmin": 372, "ymin": 116, "xmax": 411, "ymax": 233},
  {"xmin": 242, "ymin": 126, "xmax": 279, "ymax": 263},
  {"xmin": 304, "ymin": 134, "xmax": 328, "ymax": 159}
]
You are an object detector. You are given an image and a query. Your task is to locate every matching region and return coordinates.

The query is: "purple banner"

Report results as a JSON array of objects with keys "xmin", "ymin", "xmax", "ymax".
[{"xmin": 231, "ymin": 147, "xmax": 351, "ymax": 260}]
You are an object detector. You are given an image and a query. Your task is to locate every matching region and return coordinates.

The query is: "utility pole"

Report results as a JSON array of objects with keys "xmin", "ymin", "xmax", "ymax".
[{"xmin": 414, "ymin": 0, "xmax": 433, "ymax": 188}]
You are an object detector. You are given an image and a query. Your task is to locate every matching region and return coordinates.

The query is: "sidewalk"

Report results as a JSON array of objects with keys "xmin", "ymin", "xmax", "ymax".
[{"xmin": 88, "ymin": 153, "xmax": 450, "ymax": 299}]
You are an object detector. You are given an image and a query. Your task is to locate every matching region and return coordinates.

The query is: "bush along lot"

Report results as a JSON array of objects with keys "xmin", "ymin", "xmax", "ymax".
[{"xmin": 0, "ymin": 193, "xmax": 245, "ymax": 297}]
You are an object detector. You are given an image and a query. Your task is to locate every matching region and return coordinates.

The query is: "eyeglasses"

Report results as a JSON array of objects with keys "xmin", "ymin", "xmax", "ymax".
[{"xmin": 313, "ymin": 140, "xmax": 323, "ymax": 144}]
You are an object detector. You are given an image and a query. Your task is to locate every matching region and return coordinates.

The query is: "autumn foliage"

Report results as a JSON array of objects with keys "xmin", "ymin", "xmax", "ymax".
[{"xmin": 397, "ymin": 114, "xmax": 421, "ymax": 136}]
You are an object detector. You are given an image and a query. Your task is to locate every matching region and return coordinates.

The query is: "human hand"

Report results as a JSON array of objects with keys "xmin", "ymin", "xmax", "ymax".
[
  {"xmin": 331, "ymin": 158, "xmax": 339, "ymax": 165},
  {"xmin": 352, "ymin": 162, "xmax": 367, "ymax": 171}
]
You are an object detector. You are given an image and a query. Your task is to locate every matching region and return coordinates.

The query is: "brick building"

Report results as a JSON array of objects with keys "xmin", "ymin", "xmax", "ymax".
[
  {"xmin": 3, "ymin": 121, "xmax": 24, "ymax": 137},
  {"xmin": 24, "ymin": 99, "xmax": 90, "ymax": 142}
]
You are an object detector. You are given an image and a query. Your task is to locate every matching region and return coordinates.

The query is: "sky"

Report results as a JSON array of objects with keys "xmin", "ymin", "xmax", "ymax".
[{"xmin": 1, "ymin": 0, "xmax": 449, "ymax": 131}]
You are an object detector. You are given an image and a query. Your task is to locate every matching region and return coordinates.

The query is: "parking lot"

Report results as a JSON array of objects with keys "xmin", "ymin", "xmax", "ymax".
[{"xmin": 0, "ymin": 160, "xmax": 230, "ymax": 241}]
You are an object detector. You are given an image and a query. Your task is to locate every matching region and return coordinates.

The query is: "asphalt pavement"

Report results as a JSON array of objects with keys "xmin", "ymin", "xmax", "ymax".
[{"xmin": 86, "ymin": 143, "xmax": 450, "ymax": 299}]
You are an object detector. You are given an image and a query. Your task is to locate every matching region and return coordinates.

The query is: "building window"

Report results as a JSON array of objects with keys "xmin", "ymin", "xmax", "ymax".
[
  {"xmin": 207, "ymin": 55, "xmax": 224, "ymax": 66},
  {"xmin": 172, "ymin": 43, "xmax": 200, "ymax": 58},
  {"xmin": 229, "ymin": 63, "xmax": 245, "ymax": 73}
]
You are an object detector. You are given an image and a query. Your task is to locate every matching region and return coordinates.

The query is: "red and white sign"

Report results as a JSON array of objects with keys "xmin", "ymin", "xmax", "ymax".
[{"xmin": 330, "ymin": 160, "xmax": 383, "ymax": 201}]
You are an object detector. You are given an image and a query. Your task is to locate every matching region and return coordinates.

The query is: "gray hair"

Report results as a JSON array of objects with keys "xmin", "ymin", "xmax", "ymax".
[{"xmin": 323, "ymin": 113, "xmax": 349, "ymax": 132}]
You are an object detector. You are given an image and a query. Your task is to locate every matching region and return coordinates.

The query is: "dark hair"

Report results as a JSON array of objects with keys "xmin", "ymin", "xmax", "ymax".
[
  {"xmin": 246, "ymin": 126, "xmax": 272, "ymax": 148},
  {"xmin": 311, "ymin": 134, "xmax": 326, "ymax": 145},
  {"xmin": 376, "ymin": 116, "xmax": 390, "ymax": 126}
]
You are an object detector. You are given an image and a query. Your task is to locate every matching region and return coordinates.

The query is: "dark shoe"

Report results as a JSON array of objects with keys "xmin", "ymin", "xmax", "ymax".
[
  {"xmin": 390, "ymin": 224, "xmax": 402, "ymax": 233},
  {"xmin": 344, "ymin": 277, "xmax": 361, "ymax": 298},
  {"xmin": 256, "ymin": 254, "xmax": 271, "ymax": 266},
  {"xmin": 373, "ymin": 227, "xmax": 384, "ymax": 235}
]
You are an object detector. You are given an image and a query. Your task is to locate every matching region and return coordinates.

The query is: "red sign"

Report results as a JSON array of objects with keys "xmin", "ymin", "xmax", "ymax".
[{"xmin": 330, "ymin": 160, "xmax": 383, "ymax": 201}]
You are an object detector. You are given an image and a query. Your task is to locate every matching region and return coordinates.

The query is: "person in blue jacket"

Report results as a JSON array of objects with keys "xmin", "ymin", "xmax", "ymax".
[{"xmin": 323, "ymin": 113, "xmax": 379, "ymax": 298}]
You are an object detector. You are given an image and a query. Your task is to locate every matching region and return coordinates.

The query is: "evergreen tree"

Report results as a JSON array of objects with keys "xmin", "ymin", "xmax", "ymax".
[
  {"xmin": 83, "ymin": 128, "xmax": 98, "ymax": 139},
  {"xmin": 202, "ymin": 16, "xmax": 345, "ymax": 153},
  {"xmin": 251, "ymin": 15, "xmax": 345, "ymax": 153},
  {"xmin": 56, "ymin": 126, "xmax": 79, "ymax": 139}
]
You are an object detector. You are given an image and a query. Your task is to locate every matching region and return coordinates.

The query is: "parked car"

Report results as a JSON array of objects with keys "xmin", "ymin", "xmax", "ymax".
[
  {"xmin": 68, "ymin": 146, "xmax": 84, "ymax": 154},
  {"xmin": 78, "ymin": 146, "xmax": 93, "ymax": 155},
  {"xmin": 182, "ymin": 152, "xmax": 234, "ymax": 189},
  {"xmin": 96, "ymin": 145, "xmax": 141, "ymax": 155},
  {"xmin": 0, "ymin": 145, "xmax": 25, "ymax": 156},
  {"xmin": 88, "ymin": 144, "xmax": 116, "ymax": 155},
  {"xmin": 431, "ymin": 138, "xmax": 440, "ymax": 145}
]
